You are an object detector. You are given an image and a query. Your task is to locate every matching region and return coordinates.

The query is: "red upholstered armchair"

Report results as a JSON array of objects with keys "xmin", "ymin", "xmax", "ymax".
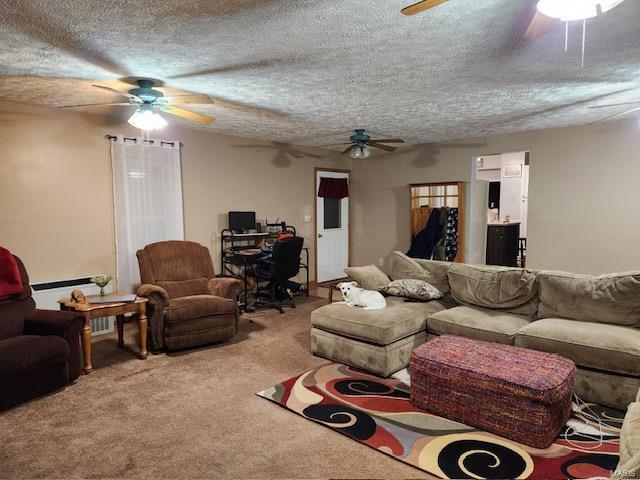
[
  {"xmin": 136, "ymin": 241, "xmax": 242, "ymax": 351},
  {"xmin": 0, "ymin": 255, "xmax": 83, "ymax": 410}
]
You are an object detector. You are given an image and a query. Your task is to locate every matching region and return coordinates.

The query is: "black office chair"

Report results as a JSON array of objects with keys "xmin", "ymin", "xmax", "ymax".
[{"xmin": 254, "ymin": 236, "xmax": 304, "ymax": 313}]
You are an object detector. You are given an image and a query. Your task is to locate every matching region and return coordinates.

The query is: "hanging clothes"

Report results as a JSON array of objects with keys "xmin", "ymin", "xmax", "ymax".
[
  {"xmin": 407, "ymin": 208, "xmax": 442, "ymax": 259},
  {"xmin": 432, "ymin": 207, "xmax": 449, "ymax": 261},
  {"xmin": 445, "ymin": 208, "xmax": 459, "ymax": 261}
]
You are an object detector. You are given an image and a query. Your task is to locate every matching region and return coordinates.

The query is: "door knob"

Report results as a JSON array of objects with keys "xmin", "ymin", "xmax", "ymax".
[{"xmin": 318, "ymin": 234, "xmax": 323, "ymax": 238}]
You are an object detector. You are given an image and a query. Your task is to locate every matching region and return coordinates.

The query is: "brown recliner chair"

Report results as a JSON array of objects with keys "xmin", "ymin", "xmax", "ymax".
[
  {"xmin": 136, "ymin": 241, "xmax": 242, "ymax": 351},
  {"xmin": 0, "ymin": 255, "xmax": 83, "ymax": 410}
]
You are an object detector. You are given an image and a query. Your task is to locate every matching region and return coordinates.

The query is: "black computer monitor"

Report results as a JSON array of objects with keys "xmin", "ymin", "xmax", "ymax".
[{"xmin": 229, "ymin": 211, "xmax": 256, "ymax": 233}]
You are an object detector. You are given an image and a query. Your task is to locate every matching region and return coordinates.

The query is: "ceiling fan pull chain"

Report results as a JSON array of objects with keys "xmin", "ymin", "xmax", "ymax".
[{"xmin": 581, "ymin": 18, "xmax": 586, "ymax": 68}]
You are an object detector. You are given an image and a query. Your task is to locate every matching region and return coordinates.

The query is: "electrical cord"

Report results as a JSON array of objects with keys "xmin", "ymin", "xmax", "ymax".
[{"xmin": 563, "ymin": 392, "xmax": 620, "ymax": 450}]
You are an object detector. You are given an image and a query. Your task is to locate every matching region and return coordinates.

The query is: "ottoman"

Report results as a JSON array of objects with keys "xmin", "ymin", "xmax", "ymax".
[
  {"xmin": 310, "ymin": 296, "xmax": 450, "ymax": 377},
  {"xmin": 410, "ymin": 335, "xmax": 576, "ymax": 448}
]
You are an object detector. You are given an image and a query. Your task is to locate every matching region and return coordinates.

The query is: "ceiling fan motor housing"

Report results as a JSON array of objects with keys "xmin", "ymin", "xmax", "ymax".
[
  {"xmin": 129, "ymin": 79, "xmax": 164, "ymax": 103},
  {"xmin": 350, "ymin": 129, "xmax": 371, "ymax": 144}
]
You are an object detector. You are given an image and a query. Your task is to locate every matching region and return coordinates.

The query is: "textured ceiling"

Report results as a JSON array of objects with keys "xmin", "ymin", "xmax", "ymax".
[{"xmin": 0, "ymin": 0, "xmax": 639, "ymax": 148}]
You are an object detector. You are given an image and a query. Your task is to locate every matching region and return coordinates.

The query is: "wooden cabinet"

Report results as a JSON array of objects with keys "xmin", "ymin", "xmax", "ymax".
[{"xmin": 486, "ymin": 223, "xmax": 520, "ymax": 267}]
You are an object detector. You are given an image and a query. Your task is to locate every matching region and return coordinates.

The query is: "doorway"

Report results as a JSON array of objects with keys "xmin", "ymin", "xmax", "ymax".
[
  {"xmin": 315, "ymin": 168, "xmax": 350, "ymax": 283},
  {"xmin": 470, "ymin": 151, "xmax": 530, "ymax": 267}
]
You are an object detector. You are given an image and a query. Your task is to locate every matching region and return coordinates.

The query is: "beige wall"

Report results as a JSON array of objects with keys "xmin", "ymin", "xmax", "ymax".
[
  {"xmin": 351, "ymin": 118, "xmax": 640, "ymax": 274},
  {"xmin": 3, "ymin": 100, "xmax": 638, "ymax": 282},
  {"xmin": 0, "ymin": 103, "xmax": 350, "ymax": 283}
]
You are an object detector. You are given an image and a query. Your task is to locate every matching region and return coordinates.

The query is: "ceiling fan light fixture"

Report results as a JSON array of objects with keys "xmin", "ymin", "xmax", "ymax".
[
  {"xmin": 128, "ymin": 107, "xmax": 168, "ymax": 131},
  {"xmin": 536, "ymin": 0, "xmax": 623, "ymax": 20},
  {"xmin": 350, "ymin": 144, "xmax": 371, "ymax": 159}
]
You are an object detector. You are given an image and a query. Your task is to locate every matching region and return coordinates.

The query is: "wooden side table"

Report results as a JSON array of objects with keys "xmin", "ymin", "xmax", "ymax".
[{"xmin": 58, "ymin": 292, "xmax": 148, "ymax": 374}]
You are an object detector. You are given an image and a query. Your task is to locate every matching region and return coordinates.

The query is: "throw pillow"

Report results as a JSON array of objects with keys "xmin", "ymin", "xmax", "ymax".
[
  {"xmin": 380, "ymin": 279, "xmax": 443, "ymax": 302},
  {"xmin": 389, "ymin": 251, "xmax": 452, "ymax": 294},
  {"xmin": 343, "ymin": 265, "xmax": 391, "ymax": 291}
]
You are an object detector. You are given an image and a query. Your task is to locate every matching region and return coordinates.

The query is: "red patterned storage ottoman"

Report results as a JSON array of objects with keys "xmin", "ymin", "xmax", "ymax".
[{"xmin": 410, "ymin": 335, "xmax": 576, "ymax": 448}]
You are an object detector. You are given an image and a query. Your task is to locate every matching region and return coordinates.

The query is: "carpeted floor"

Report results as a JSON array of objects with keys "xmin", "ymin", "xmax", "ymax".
[{"xmin": 0, "ymin": 296, "xmax": 436, "ymax": 479}]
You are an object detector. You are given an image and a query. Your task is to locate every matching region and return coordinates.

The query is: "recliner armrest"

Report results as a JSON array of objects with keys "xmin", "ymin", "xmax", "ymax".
[
  {"xmin": 208, "ymin": 277, "xmax": 242, "ymax": 300},
  {"xmin": 136, "ymin": 284, "xmax": 169, "ymax": 351},
  {"xmin": 23, "ymin": 309, "xmax": 83, "ymax": 380},
  {"xmin": 24, "ymin": 309, "xmax": 83, "ymax": 338},
  {"xmin": 137, "ymin": 284, "xmax": 169, "ymax": 302}
]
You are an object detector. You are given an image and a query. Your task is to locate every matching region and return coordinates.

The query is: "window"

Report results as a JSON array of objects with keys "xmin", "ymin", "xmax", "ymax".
[
  {"xmin": 110, "ymin": 136, "xmax": 184, "ymax": 293},
  {"xmin": 324, "ymin": 197, "xmax": 341, "ymax": 229}
]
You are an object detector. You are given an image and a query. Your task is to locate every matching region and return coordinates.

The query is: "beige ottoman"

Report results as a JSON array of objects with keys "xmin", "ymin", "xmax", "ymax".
[{"xmin": 310, "ymin": 296, "xmax": 450, "ymax": 377}]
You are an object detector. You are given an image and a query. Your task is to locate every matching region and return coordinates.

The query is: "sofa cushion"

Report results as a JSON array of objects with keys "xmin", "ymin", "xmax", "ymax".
[
  {"xmin": 427, "ymin": 305, "xmax": 530, "ymax": 345},
  {"xmin": 164, "ymin": 295, "xmax": 235, "ymax": 324},
  {"xmin": 343, "ymin": 265, "xmax": 390, "ymax": 291},
  {"xmin": 447, "ymin": 264, "xmax": 538, "ymax": 316},
  {"xmin": 379, "ymin": 279, "xmax": 443, "ymax": 302},
  {"xmin": 156, "ymin": 277, "xmax": 210, "ymax": 300},
  {"xmin": 537, "ymin": 271, "xmax": 640, "ymax": 327},
  {"xmin": 389, "ymin": 251, "xmax": 451, "ymax": 293},
  {"xmin": 311, "ymin": 296, "xmax": 449, "ymax": 346},
  {"xmin": 515, "ymin": 318, "xmax": 640, "ymax": 377},
  {"xmin": 615, "ymin": 401, "xmax": 640, "ymax": 479},
  {"xmin": 0, "ymin": 335, "xmax": 69, "ymax": 380},
  {"xmin": 311, "ymin": 327, "xmax": 426, "ymax": 378}
]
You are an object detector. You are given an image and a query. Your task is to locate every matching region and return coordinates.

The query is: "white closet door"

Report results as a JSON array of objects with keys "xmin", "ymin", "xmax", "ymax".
[
  {"xmin": 316, "ymin": 170, "xmax": 350, "ymax": 283},
  {"xmin": 111, "ymin": 136, "xmax": 184, "ymax": 293}
]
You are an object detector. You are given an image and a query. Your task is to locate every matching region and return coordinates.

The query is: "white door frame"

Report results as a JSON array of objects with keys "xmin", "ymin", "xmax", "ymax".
[
  {"xmin": 468, "ymin": 151, "xmax": 530, "ymax": 265},
  {"xmin": 314, "ymin": 167, "xmax": 351, "ymax": 283}
]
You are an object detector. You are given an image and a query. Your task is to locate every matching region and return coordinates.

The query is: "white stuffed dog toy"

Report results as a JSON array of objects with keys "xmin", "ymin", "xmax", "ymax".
[{"xmin": 336, "ymin": 281, "xmax": 387, "ymax": 310}]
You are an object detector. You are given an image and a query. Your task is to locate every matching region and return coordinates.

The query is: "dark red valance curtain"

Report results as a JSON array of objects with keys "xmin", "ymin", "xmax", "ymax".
[{"xmin": 318, "ymin": 177, "xmax": 349, "ymax": 198}]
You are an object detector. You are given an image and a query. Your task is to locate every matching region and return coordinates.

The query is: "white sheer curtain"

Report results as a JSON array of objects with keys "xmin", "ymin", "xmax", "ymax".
[{"xmin": 111, "ymin": 136, "xmax": 184, "ymax": 293}]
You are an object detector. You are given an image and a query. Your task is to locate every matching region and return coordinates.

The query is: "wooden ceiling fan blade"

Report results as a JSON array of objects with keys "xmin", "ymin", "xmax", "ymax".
[
  {"xmin": 342, "ymin": 145, "xmax": 356, "ymax": 155},
  {"xmin": 524, "ymin": 11, "xmax": 555, "ymax": 40},
  {"xmin": 371, "ymin": 138, "xmax": 405, "ymax": 143},
  {"xmin": 165, "ymin": 94, "xmax": 214, "ymax": 105},
  {"xmin": 92, "ymin": 84, "xmax": 138, "ymax": 99},
  {"xmin": 369, "ymin": 142, "xmax": 397, "ymax": 152},
  {"xmin": 591, "ymin": 106, "xmax": 640, "ymax": 125},
  {"xmin": 319, "ymin": 143, "xmax": 352, "ymax": 147},
  {"xmin": 209, "ymin": 96, "xmax": 288, "ymax": 119},
  {"xmin": 587, "ymin": 101, "xmax": 640, "ymax": 109},
  {"xmin": 160, "ymin": 105, "xmax": 215, "ymax": 124},
  {"xmin": 58, "ymin": 102, "xmax": 132, "ymax": 109},
  {"xmin": 401, "ymin": 0, "xmax": 448, "ymax": 16}
]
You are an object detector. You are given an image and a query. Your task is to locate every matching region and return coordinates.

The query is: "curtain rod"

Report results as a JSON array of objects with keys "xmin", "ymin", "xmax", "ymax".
[{"xmin": 104, "ymin": 135, "xmax": 182, "ymax": 147}]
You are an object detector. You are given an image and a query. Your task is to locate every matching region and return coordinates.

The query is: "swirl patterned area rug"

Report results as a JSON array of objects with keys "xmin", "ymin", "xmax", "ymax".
[{"xmin": 257, "ymin": 363, "xmax": 622, "ymax": 480}]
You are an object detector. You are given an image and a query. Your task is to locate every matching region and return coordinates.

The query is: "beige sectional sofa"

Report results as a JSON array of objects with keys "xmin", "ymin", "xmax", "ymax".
[
  {"xmin": 613, "ymin": 387, "xmax": 640, "ymax": 479},
  {"xmin": 310, "ymin": 251, "xmax": 640, "ymax": 410}
]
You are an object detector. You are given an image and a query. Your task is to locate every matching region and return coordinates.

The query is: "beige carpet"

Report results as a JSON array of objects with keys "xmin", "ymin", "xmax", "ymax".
[{"xmin": 0, "ymin": 297, "xmax": 435, "ymax": 479}]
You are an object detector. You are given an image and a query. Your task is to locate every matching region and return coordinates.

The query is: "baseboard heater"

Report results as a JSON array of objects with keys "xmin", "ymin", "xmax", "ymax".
[{"xmin": 31, "ymin": 277, "xmax": 115, "ymax": 336}]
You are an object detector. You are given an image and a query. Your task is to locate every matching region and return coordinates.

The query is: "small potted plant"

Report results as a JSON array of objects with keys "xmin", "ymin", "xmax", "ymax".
[{"xmin": 91, "ymin": 274, "xmax": 112, "ymax": 296}]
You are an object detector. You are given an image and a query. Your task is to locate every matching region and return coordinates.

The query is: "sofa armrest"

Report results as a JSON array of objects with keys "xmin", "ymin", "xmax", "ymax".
[
  {"xmin": 208, "ymin": 277, "xmax": 242, "ymax": 300},
  {"xmin": 23, "ymin": 309, "xmax": 83, "ymax": 381},
  {"xmin": 137, "ymin": 284, "xmax": 168, "ymax": 351}
]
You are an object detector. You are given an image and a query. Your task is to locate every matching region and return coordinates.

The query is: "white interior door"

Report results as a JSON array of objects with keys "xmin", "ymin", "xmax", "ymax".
[
  {"xmin": 520, "ymin": 164, "xmax": 530, "ymax": 238},
  {"xmin": 316, "ymin": 170, "xmax": 349, "ymax": 283}
]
